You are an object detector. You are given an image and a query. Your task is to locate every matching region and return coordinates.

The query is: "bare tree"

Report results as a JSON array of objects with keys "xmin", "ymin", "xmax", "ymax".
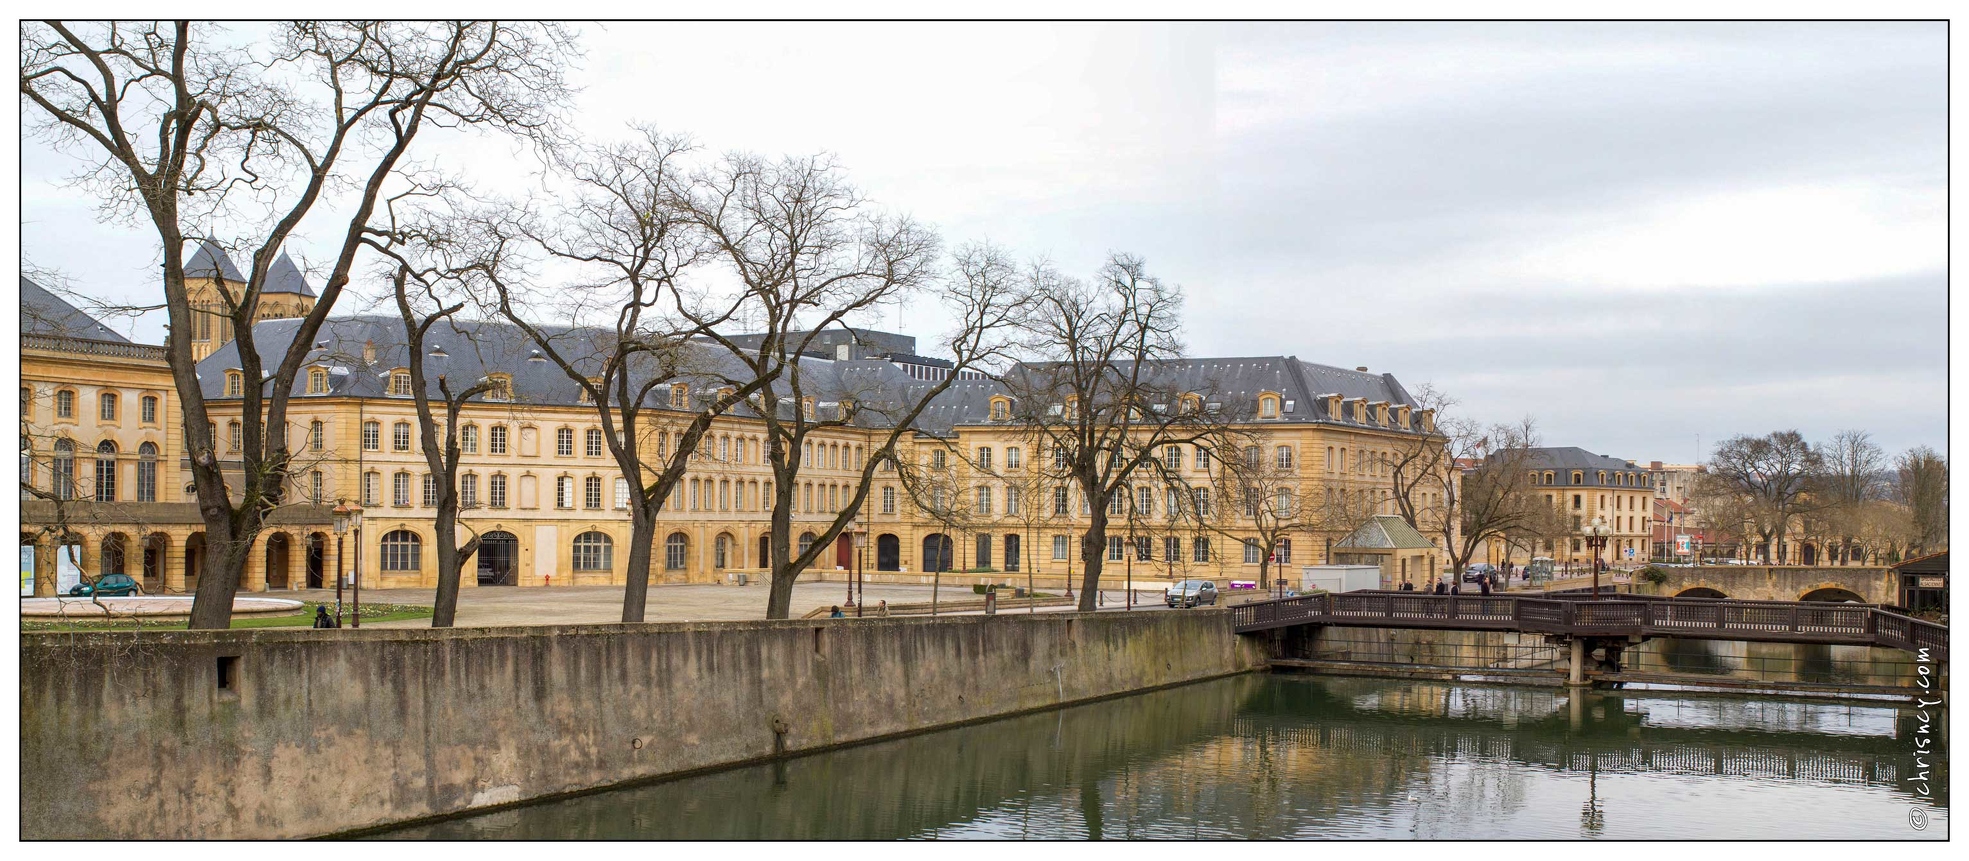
[
  {"xmin": 1202, "ymin": 434, "xmax": 1379, "ymax": 594},
  {"xmin": 1705, "ymin": 430, "xmax": 1822, "ymax": 563},
  {"xmin": 891, "ymin": 441, "xmax": 982, "ymax": 615},
  {"xmin": 1000, "ymin": 255, "xmax": 1234, "ymax": 611},
  {"xmin": 1439, "ymin": 418, "xmax": 1548, "ymax": 579},
  {"xmin": 22, "ymin": 21, "xmax": 572, "ymax": 627},
  {"xmin": 1894, "ymin": 445, "xmax": 1947, "ymax": 556},
  {"xmin": 677, "ymin": 155, "xmax": 1025, "ymax": 620},
  {"xmin": 1813, "ymin": 429, "xmax": 1886, "ymax": 564}
]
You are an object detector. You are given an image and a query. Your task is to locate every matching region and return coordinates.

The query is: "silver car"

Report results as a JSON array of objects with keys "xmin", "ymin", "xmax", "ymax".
[{"xmin": 1165, "ymin": 580, "xmax": 1218, "ymax": 608}]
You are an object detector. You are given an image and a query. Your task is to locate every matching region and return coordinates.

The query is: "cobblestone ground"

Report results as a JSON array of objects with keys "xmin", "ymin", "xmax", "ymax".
[{"xmin": 286, "ymin": 582, "xmax": 1173, "ymax": 628}]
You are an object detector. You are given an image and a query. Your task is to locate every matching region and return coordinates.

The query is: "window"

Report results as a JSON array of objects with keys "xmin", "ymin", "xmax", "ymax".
[
  {"xmin": 1243, "ymin": 446, "xmax": 1260, "ymax": 469},
  {"xmin": 1193, "ymin": 487, "xmax": 1211, "ymax": 516},
  {"xmin": 1164, "ymin": 445, "xmax": 1183, "ymax": 471},
  {"xmin": 136, "ymin": 443, "xmax": 157, "ymax": 502},
  {"xmin": 362, "ymin": 421, "xmax": 380, "ymax": 451},
  {"xmin": 1573, "ymin": 494, "xmax": 1582, "ymax": 510},
  {"xmin": 380, "ymin": 530, "xmax": 421, "ymax": 571},
  {"xmin": 389, "ymin": 371, "xmax": 412, "ymax": 396},
  {"xmin": 1275, "ymin": 489, "xmax": 1293, "ymax": 517},
  {"xmin": 1244, "ymin": 539, "xmax": 1263, "ymax": 564},
  {"xmin": 94, "ymin": 441, "xmax": 117, "ymax": 501},
  {"xmin": 556, "ymin": 427, "xmax": 574, "ymax": 457},
  {"xmin": 882, "ymin": 485, "xmax": 896, "ymax": 514},
  {"xmin": 1054, "ymin": 486, "xmax": 1070, "ymax": 515},
  {"xmin": 228, "ymin": 421, "xmax": 242, "ymax": 452},
  {"xmin": 1197, "ymin": 446, "xmax": 1211, "ymax": 471},
  {"xmin": 1276, "ymin": 539, "xmax": 1292, "ymax": 564},
  {"xmin": 1108, "ymin": 535, "xmax": 1125, "ymax": 561},
  {"xmin": 586, "ymin": 428, "xmax": 604, "ymax": 457},
  {"xmin": 308, "ymin": 368, "xmax": 328, "ymax": 394},
  {"xmin": 799, "ymin": 532, "xmax": 816, "ymax": 556},
  {"xmin": 54, "ymin": 389, "xmax": 74, "ymax": 419},
  {"xmin": 99, "ymin": 393, "xmax": 118, "ymax": 421},
  {"xmin": 310, "ymin": 420, "xmax": 324, "ymax": 451},
  {"xmin": 486, "ymin": 375, "xmax": 512, "ymax": 401},
  {"xmin": 931, "ymin": 449, "xmax": 947, "ymax": 470},
  {"xmin": 51, "ymin": 439, "xmax": 74, "ymax": 499},
  {"xmin": 462, "ymin": 473, "xmax": 479, "ymax": 508},
  {"xmin": 669, "ymin": 384, "xmax": 688, "ymax": 409},
  {"xmin": 1259, "ymin": 396, "xmax": 1278, "ymax": 418},
  {"xmin": 584, "ymin": 476, "xmax": 603, "ymax": 509},
  {"xmin": 1134, "ymin": 536, "xmax": 1152, "ymax": 561},
  {"xmin": 489, "ymin": 425, "xmax": 508, "ymax": 454},
  {"xmin": 976, "ymin": 534, "xmax": 992, "ymax": 568},
  {"xmin": 614, "ymin": 478, "xmax": 630, "ymax": 510},
  {"xmin": 556, "ymin": 476, "xmax": 574, "ymax": 509},
  {"xmin": 1137, "ymin": 485, "xmax": 1153, "ymax": 515},
  {"xmin": 1052, "ymin": 447, "xmax": 1069, "ymax": 470},
  {"xmin": 1006, "ymin": 447, "xmax": 1022, "ymax": 469},
  {"xmin": 1165, "ymin": 536, "xmax": 1181, "ymax": 561},
  {"xmin": 393, "ymin": 471, "xmax": 411, "ymax": 507},
  {"xmin": 224, "ymin": 372, "xmax": 243, "ymax": 397},
  {"xmin": 990, "ymin": 397, "xmax": 1010, "ymax": 421},
  {"xmin": 573, "ymin": 532, "xmax": 613, "ymax": 571},
  {"xmin": 141, "ymin": 395, "xmax": 158, "ymax": 423},
  {"xmin": 1006, "ymin": 486, "xmax": 1022, "ymax": 515},
  {"xmin": 422, "ymin": 473, "xmax": 437, "ymax": 507},
  {"xmin": 308, "ymin": 469, "xmax": 323, "ymax": 503},
  {"xmin": 1053, "ymin": 535, "xmax": 1070, "ymax": 560},
  {"xmin": 977, "ymin": 447, "xmax": 993, "ymax": 470},
  {"xmin": 665, "ymin": 533, "xmax": 688, "ymax": 570},
  {"xmin": 1276, "ymin": 446, "xmax": 1294, "ymax": 470},
  {"xmin": 490, "ymin": 474, "xmax": 507, "ymax": 508},
  {"xmin": 1572, "ymin": 471, "xmax": 1583, "ymax": 485},
  {"xmin": 393, "ymin": 421, "xmax": 411, "ymax": 452},
  {"xmin": 1193, "ymin": 537, "xmax": 1212, "ymax": 563},
  {"xmin": 976, "ymin": 485, "xmax": 993, "ymax": 513},
  {"xmin": 462, "ymin": 424, "xmax": 479, "ymax": 454},
  {"xmin": 362, "ymin": 472, "xmax": 379, "ymax": 506}
]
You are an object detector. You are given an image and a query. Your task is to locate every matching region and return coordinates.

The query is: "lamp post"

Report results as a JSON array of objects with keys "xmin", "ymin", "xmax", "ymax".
[
  {"xmin": 347, "ymin": 503, "xmax": 365, "ymax": 628},
  {"xmin": 1583, "ymin": 515, "xmax": 1612, "ymax": 598},
  {"xmin": 331, "ymin": 500, "xmax": 350, "ymax": 627},
  {"xmin": 850, "ymin": 522, "xmax": 867, "ymax": 618}
]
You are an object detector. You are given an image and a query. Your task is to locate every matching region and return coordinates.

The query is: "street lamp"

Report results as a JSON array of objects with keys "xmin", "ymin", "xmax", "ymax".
[
  {"xmin": 331, "ymin": 501, "xmax": 350, "ymax": 627},
  {"xmin": 1582, "ymin": 515, "xmax": 1613, "ymax": 598},
  {"xmin": 852, "ymin": 525, "xmax": 868, "ymax": 618},
  {"xmin": 344, "ymin": 502, "xmax": 365, "ymax": 627}
]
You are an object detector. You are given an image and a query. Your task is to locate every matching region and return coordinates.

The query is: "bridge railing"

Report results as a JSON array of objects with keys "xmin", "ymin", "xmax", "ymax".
[{"xmin": 1232, "ymin": 590, "xmax": 1947, "ymax": 658}]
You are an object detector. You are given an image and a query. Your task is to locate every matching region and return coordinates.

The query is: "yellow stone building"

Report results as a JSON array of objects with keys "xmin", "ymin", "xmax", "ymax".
[
  {"xmin": 20, "ymin": 247, "xmax": 1451, "ymax": 596},
  {"xmin": 1485, "ymin": 447, "xmax": 1656, "ymax": 571}
]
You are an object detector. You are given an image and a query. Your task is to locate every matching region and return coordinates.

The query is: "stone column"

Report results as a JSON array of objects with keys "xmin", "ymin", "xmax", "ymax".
[
  {"xmin": 242, "ymin": 535, "xmax": 266, "ymax": 593},
  {"xmin": 162, "ymin": 531, "xmax": 187, "ymax": 593},
  {"xmin": 1567, "ymin": 638, "xmax": 1588, "ymax": 687}
]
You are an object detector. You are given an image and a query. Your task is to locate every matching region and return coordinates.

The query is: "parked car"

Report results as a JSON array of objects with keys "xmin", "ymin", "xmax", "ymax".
[
  {"xmin": 1165, "ymin": 580, "xmax": 1219, "ymax": 608},
  {"xmin": 67, "ymin": 573, "xmax": 142, "ymax": 597},
  {"xmin": 1462, "ymin": 563, "xmax": 1496, "ymax": 584}
]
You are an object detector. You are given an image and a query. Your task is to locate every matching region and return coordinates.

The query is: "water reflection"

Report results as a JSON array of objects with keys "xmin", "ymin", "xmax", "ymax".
[{"xmin": 379, "ymin": 675, "xmax": 1946, "ymax": 840}]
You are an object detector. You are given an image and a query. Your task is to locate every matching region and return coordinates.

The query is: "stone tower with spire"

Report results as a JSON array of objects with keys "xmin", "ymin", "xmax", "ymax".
[{"xmin": 182, "ymin": 240, "xmax": 318, "ymax": 361}]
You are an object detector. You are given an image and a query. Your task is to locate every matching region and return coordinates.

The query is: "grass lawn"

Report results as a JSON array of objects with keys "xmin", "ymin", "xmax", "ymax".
[{"xmin": 20, "ymin": 601, "xmax": 432, "ymax": 633}]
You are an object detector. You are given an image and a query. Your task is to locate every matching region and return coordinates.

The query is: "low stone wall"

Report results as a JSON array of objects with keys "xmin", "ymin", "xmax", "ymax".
[{"xmin": 21, "ymin": 611, "xmax": 1264, "ymax": 839}]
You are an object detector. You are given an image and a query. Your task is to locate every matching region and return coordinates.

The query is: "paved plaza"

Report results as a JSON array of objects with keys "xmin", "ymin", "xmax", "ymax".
[{"xmin": 290, "ymin": 581, "xmax": 1174, "ymax": 628}]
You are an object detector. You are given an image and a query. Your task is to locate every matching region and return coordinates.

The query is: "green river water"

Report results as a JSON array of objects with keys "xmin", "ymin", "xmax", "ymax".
[{"xmin": 378, "ymin": 674, "xmax": 1947, "ymax": 840}]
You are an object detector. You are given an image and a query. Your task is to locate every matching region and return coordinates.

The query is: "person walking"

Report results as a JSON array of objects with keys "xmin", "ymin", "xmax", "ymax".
[
  {"xmin": 1450, "ymin": 581, "xmax": 1461, "ymax": 595},
  {"xmin": 1399, "ymin": 580, "xmax": 1415, "ymax": 592},
  {"xmin": 1478, "ymin": 576, "xmax": 1492, "ymax": 597},
  {"xmin": 829, "ymin": 605, "xmax": 844, "ymax": 618},
  {"xmin": 312, "ymin": 606, "xmax": 336, "ymax": 629},
  {"xmin": 1433, "ymin": 580, "xmax": 1448, "ymax": 595}
]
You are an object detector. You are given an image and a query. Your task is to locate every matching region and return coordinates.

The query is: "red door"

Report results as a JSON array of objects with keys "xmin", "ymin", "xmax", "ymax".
[{"xmin": 836, "ymin": 534, "xmax": 853, "ymax": 569}]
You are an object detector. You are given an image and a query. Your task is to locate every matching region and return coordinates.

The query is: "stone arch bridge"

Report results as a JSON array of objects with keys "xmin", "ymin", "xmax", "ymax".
[{"xmin": 1634, "ymin": 565, "xmax": 1898, "ymax": 605}]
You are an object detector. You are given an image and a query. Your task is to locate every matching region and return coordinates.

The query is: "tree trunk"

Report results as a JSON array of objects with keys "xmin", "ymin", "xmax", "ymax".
[
  {"xmin": 188, "ymin": 521, "xmax": 251, "ymax": 629},
  {"xmin": 620, "ymin": 505, "xmax": 657, "ymax": 623},
  {"xmin": 431, "ymin": 510, "xmax": 463, "ymax": 627},
  {"xmin": 1077, "ymin": 508, "xmax": 1109, "ymax": 612},
  {"xmin": 765, "ymin": 509, "xmax": 796, "ymax": 619},
  {"xmin": 31, "ymin": 541, "xmax": 55, "ymax": 598}
]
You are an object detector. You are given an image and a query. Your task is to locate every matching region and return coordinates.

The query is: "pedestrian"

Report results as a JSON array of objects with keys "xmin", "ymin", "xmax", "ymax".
[
  {"xmin": 1433, "ymin": 580, "xmax": 1447, "ymax": 595},
  {"xmin": 312, "ymin": 606, "xmax": 334, "ymax": 629},
  {"xmin": 877, "ymin": 599, "xmax": 890, "ymax": 617},
  {"xmin": 1399, "ymin": 580, "xmax": 1414, "ymax": 592},
  {"xmin": 1479, "ymin": 577, "xmax": 1491, "ymax": 597},
  {"xmin": 829, "ymin": 605, "xmax": 844, "ymax": 618},
  {"xmin": 1450, "ymin": 581, "xmax": 1461, "ymax": 595}
]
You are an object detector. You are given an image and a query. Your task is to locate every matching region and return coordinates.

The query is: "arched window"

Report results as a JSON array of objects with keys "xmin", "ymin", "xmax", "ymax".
[
  {"xmin": 93, "ymin": 440, "xmax": 118, "ymax": 501},
  {"xmin": 799, "ymin": 532, "xmax": 816, "ymax": 556},
  {"xmin": 664, "ymin": 533, "xmax": 688, "ymax": 570},
  {"xmin": 52, "ymin": 438, "xmax": 75, "ymax": 499},
  {"xmin": 308, "ymin": 368, "xmax": 329, "ymax": 394},
  {"xmin": 714, "ymin": 534, "xmax": 730, "ymax": 569},
  {"xmin": 136, "ymin": 442, "xmax": 158, "ymax": 502},
  {"xmin": 380, "ymin": 530, "xmax": 421, "ymax": 571},
  {"xmin": 572, "ymin": 531, "xmax": 613, "ymax": 571}
]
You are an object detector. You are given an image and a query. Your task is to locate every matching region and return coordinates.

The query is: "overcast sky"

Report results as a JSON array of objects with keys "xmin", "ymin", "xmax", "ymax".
[{"xmin": 19, "ymin": 21, "xmax": 1947, "ymax": 462}]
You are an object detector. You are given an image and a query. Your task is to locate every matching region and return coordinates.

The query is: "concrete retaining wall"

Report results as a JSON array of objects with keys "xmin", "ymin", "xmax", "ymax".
[{"xmin": 21, "ymin": 611, "xmax": 1264, "ymax": 839}]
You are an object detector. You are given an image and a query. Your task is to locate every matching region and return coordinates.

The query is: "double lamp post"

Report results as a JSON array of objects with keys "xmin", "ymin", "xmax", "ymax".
[{"xmin": 331, "ymin": 500, "xmax": 364, "ymax": 627}]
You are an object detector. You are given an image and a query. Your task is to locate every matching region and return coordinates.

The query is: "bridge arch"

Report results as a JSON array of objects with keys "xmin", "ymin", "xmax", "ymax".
[
  {"xmin": 1799, "ymin": 586, "xmax": 1867, "ymax": 603},
  {"xmin": 1675, "ymin": 587, "xmax": 1728, "ymax": 599}
]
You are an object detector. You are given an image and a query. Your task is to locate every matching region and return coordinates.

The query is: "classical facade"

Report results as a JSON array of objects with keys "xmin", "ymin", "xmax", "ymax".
[
  {"xmin": 21, "ymin": 246, "xmax": 1451, "ymax": 596},
  {"xmin": 1487, "ymin": 447, "xmax": 1656, "ymax": 569}
]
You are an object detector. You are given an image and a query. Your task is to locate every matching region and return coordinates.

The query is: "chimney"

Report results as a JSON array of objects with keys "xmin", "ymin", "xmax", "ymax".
[
  {"xmin": 362, "ymin": 339, "xmax": 376, "ymax": 365},
  {"xmin": 1355, "ymin": 366, "xmax": 1368, "ymax": 372}
]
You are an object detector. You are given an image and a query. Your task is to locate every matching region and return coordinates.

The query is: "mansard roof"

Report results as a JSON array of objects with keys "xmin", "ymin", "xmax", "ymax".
[
  {"xmin": 1522, "ymin": 447, "xmax": 1649, "ymax": 484},
  {"xmin": 21, "ymin": 275, "xmax": 132, "ymax": 343}
]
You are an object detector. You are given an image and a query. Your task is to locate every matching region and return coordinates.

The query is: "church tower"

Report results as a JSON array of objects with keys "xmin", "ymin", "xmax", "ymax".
[{"xmin": 183, "ymin": 241, "xmax": 318, "ymax": 361}]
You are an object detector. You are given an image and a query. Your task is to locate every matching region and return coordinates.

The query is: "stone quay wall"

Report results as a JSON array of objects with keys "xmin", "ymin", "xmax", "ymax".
[{"xmin": 21, "ymin": 611, "xmax": 1265, "ymax": 839}]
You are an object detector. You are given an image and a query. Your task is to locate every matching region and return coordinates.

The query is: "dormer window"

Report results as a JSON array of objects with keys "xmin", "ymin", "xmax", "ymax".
[
  {"xmin": 989, "ymin": 396, "xmax": 1011, "ymax": 422},
  {"xmin": 670, "ymin": 383, "xmax": 688, "ymax": 409},
  {"xmin": 1179, "ymin": 394, "xmax": 1202, "ymax": 415},
  {"xmin": 1572, "ymin": 471, "xmax": 1583, "ymax": 485},
  {"xmin": 486, "ymin": 374, "xmax": 513, "ymax": 402},
  {"xmin": 307, "ymin": 367, "xmax": 329, "ymax": 395},
  {"xmin": 389, "ymin": 370, "xmax": 412, "ymax": 397},
  {"xmin": 801, "ymin": 397, "xmax": 815, "ymax": 420},
  {"xmin": 224, "ymin": 371, "xmax": 244, "ymax": 398},
  {"xmin": 1258, "ymin": 395, "xmax": 1279, "ymax": 418}
]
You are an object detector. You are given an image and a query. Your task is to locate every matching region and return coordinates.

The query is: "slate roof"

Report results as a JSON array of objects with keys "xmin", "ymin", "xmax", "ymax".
[
  {"xmin": 1336, "ymin": 515, "xmax": 1437, "ymax": 550},
  {"xmin": 185, "ymin": 240, "xmax": 245, "ymax": 282},
  {"xmin": 263, "ymin": 252, "xmax": 316, "ymax": 297},
  {"xmin": 1520, "ymin": 447, "xmax": 1649, "ymax": 487},
  {"xmin": 21, "ymin": 275, "xmax": 132, "ymax": 343},
  {"xmin": 976, "ymin": 356, "xmax": 1426, "ymax": 434}
]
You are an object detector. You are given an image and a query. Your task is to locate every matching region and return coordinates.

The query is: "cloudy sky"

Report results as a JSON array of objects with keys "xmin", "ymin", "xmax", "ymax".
[{"xmin": 20, "ymin": 22, "xmax": 1947, "ymax": 461}]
